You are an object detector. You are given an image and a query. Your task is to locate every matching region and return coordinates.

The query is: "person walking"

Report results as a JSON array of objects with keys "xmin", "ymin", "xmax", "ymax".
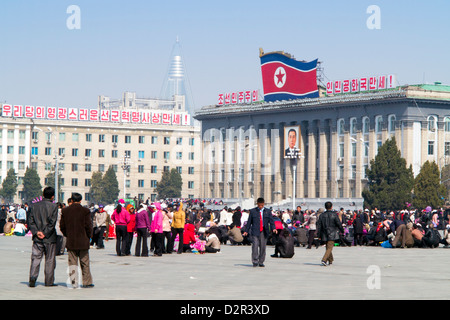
[
  {"xmin": 60, "ymin": 193, "xmax": 94, "ymax": 288},
  {"xmin": 168, "ymin": 203, "xmax": 186, "ymax": 254},
  {"xmin": 242, "ymin": 198, "xmax": 277, "ymax": 267},
  {"xmin": 28, "ymin": 187, "xmax": 58, "ymax": 287},
  {"xmin": 316, "ymin": 201, "xmax": 344, "ymax": 266},
  {"xmin": 162, "ymin": 207, "xmax": 173, "ymax": 253},
  {"xmin": 111, "ymin": 199, "xmax": 130, "ymax": 256},
  {"xmin": 150, "ymin": 202, "xmax": 164, "ymax": 257},
  {"xmin": 135, "ymin": 204, "xmax": 151, "ymax": 257}
]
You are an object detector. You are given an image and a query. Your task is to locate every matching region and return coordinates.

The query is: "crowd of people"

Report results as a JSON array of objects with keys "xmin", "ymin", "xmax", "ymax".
[
  {"xmin": 3, "ymin": 199, "xmax": 450, "ymax": 253},
  {"xmin": 3, "ymin": 194, "xmax": 450, "ymax": 287}
]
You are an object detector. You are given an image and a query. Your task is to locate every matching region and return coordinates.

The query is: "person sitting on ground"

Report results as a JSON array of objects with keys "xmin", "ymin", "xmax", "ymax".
[
  {"xmin": 392, "ymin": 223, "xmax": 414, "ymax": 248},
  {"xmin": 272, "ymin": 228, "xmax": 295, "ymax": 258},
  {"xmin": 422, "ymin": 222, "xmax": 441, "ymax": 248},
  {"xmin": 227, "ymin": 223, "xmax": 243, "ymax": 245},
  {"xmin": 440, "ymin": 224, "xmax": 450, "ymax": 247},
  {"xmin": 4, "ymin": 218, "xmax": 14, "ymax": 236},
  {"xmin": 204, "ymin": 229, "xmax": 221, "ymax": 253},
  {"xmin": 183, "ymin": 223, "xmax": 196, "ymax": 252},
  {"xmin": 411, "ymin": 224, "xmax": 424, "ymax": 247},
  {"xmin": 13, "ymin": 221, "xmax": 27, "ymax": 236}
]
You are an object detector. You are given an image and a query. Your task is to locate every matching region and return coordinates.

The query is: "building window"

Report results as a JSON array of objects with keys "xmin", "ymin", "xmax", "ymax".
[
  {"xmin": 112, "ymin": 150, "xmax": 118, "ymax": 158},
  {"xmin": 189, "ymin": 137, "xmax": 195, "ymax": 146},
  {"xmin": 99, "ymin": 149, "xmax": 105, "ymax": 158},
  {"xmin": 176, "ymin": 166, "xmax": 182, "ymax": 174},
  {"xmin": 85, "ymin": 179, "xmax": 91, "ymax": 187},
  {"xmin": 139, "ymin": 136, "xmax": 145, "ymax": 144},
  {"xmin": 72, "ymin": 163, "xmax": 78, "ymax": 172},
  {"xmin": 85, "ymin": 164, "xmax": 92, "ymax": 172},
  {"xmin": 72, "ymin": 148, "xmax": 78, "ymax": 157},
  {"xmin": 351, "ymin": 142, "xmax": 357, "ymax": 158},
  {"xmin": 151, "ymin": 151, "xmax": 157, "ymax": 159},
  {"xmin": 99, "ymin": 134, "xmax": 105, "ymax": 143},
  {"xmin": 31, "ymin": 147, "xmax": 38, "ymax": 156},
  {"xmin": 428, "ymin": 115, "xmax": 437, "ymax": 132},
  {"xmin": 151, "ymin": 166, "xmax": 157, "ymax": 173},
  {"xmin": 45, "ymin": 147, "xmax": 51, "ymax": 156},
  {"xmin": 188, "ymin": 167, "xmax": 194, "ymax": 175},
  {"xmin": 138, "ymin": 151, "xmax": 145, "ymax": 159},
  {"xmin": 72, "ymin": 133, "xmax": 79, "ymax": 142},
  {"xmin": 176, "ymin": 152, "xmax": 182, "ymax": 160},
  {"xmin": 428, "ymin": 141, "xmax": 435, "ymax": 155},
  {"xmin": 337, "ymin": 119, "xmax": 345, "ymax": 135},
  {"xmin": 176, "ymin": 137, "xmax": 183, "ymax": 145},
  {"xmin": 164, "ymin": 137, "xmax": 170, "ymax": 145},
  {"xmin": 138, "ymin": 165, "xmax": 144, "ymax": 173},
  {"xmin": 151, "ymin": 136, "xmax": 158, "ymax": 144},
  {"xmin": 188, "ymin": 181, "xmax": 194, "ymax": 189},
  {"xmin": 72, "ymin": 178, "xmax": 78, "ymax": 187},
  {"xmin": 164, "ymin": 152, "xmax": 170, "ymax": 160},
  {"xmin": 85, "ymin": 149, "xmax": 92, "ymax": 157},
  {"xmin": 125, "ymin": 136, "xmax": 131, "ymax": 144},
  {"xmin": 138, "ymin": 180, "xmax": 144, "ymax": 188},
  {"xmin": 112, "ymin": 135, "xmax": 118, "ymax": 143},
  {"xmin": 375, "ymin": 116, "xmax": 383, "ymax": 133},
  {"xmin": 189, "ymin": 152, "xmax": 194, "ymax": 160},
  {"xmin": 445, "ymin": 117, "xmax": 450, "ymax": 132},
  {"xmin": 350, "ymin": 118, "xmax": 357, "ymax": 135},
  {"xmin": 86, "ymin": 134, "xmax": 92, "ymax": 142},
  {"xmin": 362, "ymin": 117, "xmax": 370, "ymax": 134},
  {"xmin": 151, "ymin": 180, "xmax": 158, "ymax": 188},
  {"xmin": 388, "ymin": 114, "xmax": 396, "ymax": 133},
  {"xmin": 445, "ymin": 142, "xmax": 450, "ymax": 156},
  {"xmin": 99, "ymin": 164, "xmax": 105, "ymax": 172}
]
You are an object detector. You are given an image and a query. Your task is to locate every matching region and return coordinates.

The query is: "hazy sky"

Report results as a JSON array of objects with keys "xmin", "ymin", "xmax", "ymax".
[{"xmin": 0, "ymin": 0, "xmax": 449, "ymax": 111}]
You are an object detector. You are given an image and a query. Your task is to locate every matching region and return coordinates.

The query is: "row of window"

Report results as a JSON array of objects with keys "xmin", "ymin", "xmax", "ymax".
[
  {"xmin": 45, "ymin": 177, "xmax": 195, "ymax": 189},
  {"xmin": 30, "ymin": 132, "xmax": 195, "ymax": 146},
  {"xmin": 30, "ymin": 147, "xmax": 195, "ymax": 160},
  {"xmin": 337, "ymin": 115, "xmax": 397, "ymax": 135}
]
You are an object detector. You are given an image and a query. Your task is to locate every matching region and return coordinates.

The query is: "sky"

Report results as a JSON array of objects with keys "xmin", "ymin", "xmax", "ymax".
[{"xmin": 0, "ymin": 0, "xmax": 449, "ymax": 112}]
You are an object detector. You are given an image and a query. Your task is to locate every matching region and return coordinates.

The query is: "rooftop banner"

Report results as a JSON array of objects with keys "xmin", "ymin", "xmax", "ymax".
[{"xmin": 260, "ymin": 52, "xmax": 319, "ymax": 102}]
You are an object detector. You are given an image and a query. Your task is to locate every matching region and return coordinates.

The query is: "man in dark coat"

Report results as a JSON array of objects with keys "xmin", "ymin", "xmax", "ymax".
[
  {"xmin": 317, "ymin": 201, "xmax": 344, "ymax": 266},
  {"xmin": 353, "ymin": 212, "xmax": 364, "ymax": 246},
  {"xmin": 243, "ymin": 198, "xmax": 277, "ymax": 267},
  {"xmin": 60, "ymin": 192, "xmax": 94, "ymax": 288},
  {"xmin": 272, "ymin": 228, "xmax": 295, "ymax": 258},
  {"xmin": 28, "ymin": 187, "xmax": 58, "ymax": 287}
]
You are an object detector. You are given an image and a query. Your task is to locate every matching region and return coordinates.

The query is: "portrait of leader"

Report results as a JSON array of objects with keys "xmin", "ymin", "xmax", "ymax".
[{"xmin": 284, "ymin": 125, "xmax": 301, "ymax": 158}]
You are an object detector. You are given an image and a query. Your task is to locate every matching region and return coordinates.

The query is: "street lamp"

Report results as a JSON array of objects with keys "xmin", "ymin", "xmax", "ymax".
[
  {"xmin": 35, "ymin": 126, "xmax": 60, "ymax": 203},
  {"xmin": 120, "ymin": 152, "xmax": 131, "ymax": 199}
]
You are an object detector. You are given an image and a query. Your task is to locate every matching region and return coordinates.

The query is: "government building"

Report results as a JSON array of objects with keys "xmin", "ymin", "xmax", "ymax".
[
  {"xmin": 194, "ymin": 83, "xmax": 450, "ymax": 210},
  {"xmin": 0, "ymin": 92, "xmax": 201, "ymax": 205}
]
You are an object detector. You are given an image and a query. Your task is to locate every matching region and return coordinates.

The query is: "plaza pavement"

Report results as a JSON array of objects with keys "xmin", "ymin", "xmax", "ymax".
[{"xmin": 1, "ymin": 235, "xmax": 449, "ymax": 300}]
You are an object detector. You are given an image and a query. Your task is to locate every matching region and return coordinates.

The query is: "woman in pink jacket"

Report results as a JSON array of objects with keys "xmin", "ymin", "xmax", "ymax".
[
  {"xmin": 111, "ymin": 200, "xmax": 130, "ymax": 256},
  {"xmin": 150, "ymin": 202, "xmax": 164, "ymax": 257}
]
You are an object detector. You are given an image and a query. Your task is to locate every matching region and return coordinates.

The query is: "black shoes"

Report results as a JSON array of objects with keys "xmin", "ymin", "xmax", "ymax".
[
  {"xmin": 29, "ymin": 278, "xmax": 36, "ymax": 288},
  {"xmin": 81, "ymin": 284, "xmax": 95, "ymax": 288}
]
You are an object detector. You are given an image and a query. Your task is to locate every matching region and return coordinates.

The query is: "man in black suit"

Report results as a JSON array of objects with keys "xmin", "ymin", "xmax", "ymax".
[
  {"xmin": 243, "ymin": 198, "xmax": 277, "ymax": 267},
  {"xmin": 284, "ymin": 128, "xmax": 299, "ymax": 158},
  {"xmin": 28, "ymin": 187, "xmax": 58, "ymax": 287}
]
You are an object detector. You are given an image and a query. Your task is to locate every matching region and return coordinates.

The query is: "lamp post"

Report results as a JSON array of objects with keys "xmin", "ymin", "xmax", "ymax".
[
  {"xmin": 35, "ymin": 126, "xmax": 59, "ymax": 203},
  {"xmin": 120, "ymin": 152, "xmax": 131, "ymax": 199}
]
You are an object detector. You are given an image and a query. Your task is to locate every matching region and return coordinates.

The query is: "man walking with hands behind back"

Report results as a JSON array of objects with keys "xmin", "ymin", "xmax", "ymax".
[
  {"xmin": 243, "ymin": 198, "xmax": 277, "ymax": 267},
  {"xmin": 317, "ymin": 201, "xmax": 344, "ymax": 266},
  {"xmin": 60, "ymin": 193, "xmax": 94, "ymax": 288}
]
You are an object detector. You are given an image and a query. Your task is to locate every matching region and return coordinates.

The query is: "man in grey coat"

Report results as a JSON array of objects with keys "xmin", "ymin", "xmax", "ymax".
[
  {"xmin": 316, "ymin": 201, "xmax": 344, "ymax": 266},
  {"xmin": 28, "ymin": 187, "xmax": 58, "ymax": 287}
]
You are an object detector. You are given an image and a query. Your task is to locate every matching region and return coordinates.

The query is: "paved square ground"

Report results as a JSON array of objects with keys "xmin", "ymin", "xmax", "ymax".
[{"xmin": 1, "ymin": 236, "xmax": 449, "ymax": 300}]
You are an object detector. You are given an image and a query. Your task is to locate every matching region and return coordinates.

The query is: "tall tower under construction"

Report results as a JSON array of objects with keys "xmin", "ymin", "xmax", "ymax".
[{"xmin": 160, "ymin": 38, "xmax": 195, "ymax": 115}]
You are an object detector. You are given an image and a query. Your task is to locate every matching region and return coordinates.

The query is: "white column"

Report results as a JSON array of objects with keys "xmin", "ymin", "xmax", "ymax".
[
  {"xmin": 25, "ymin": 125, "xmax": 31, "ymax": 169},
  {"xmin": 2, "ymin": 125, "xmax": 8, "ymax": 182}
]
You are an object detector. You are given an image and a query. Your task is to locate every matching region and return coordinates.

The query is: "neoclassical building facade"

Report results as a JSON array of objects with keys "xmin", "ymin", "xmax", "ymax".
[{"xmin": 195, "ymin": 84, "xmax": 450, "ymax": 208}]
